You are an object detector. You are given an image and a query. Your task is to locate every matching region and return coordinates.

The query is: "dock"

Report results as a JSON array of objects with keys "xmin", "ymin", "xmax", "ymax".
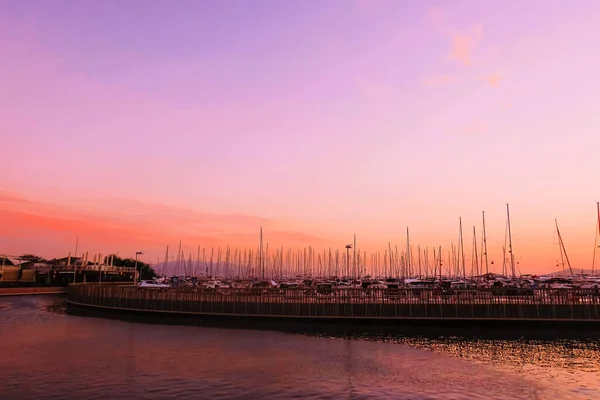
[
  {"xmin": 0, "ymin": 286, "xmax": 68, "ymax": 296},
  {"xmin": 67, "ymin": 284, "xmax": 600, "ymax": 333}
]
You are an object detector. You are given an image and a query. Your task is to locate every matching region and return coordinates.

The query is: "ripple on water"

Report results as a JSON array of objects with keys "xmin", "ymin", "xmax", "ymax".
[
  {"xmin": 311, "ymin": 332, "xmax": 600, "ymax": 400},
  {"xmin": 0, "ymin": 296, "xmax": 598, "ymax": 400}
]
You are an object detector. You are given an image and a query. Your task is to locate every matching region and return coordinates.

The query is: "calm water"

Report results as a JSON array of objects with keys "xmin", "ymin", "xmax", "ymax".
[{"xmin": 1, "ymin": 296, "xmax": 599, "ymax": 400}]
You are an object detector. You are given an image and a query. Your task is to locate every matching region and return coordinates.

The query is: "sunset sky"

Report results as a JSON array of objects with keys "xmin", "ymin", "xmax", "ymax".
[{"xmin": 2, "ymin": 0, "xmax": 600, "ymax": 274}]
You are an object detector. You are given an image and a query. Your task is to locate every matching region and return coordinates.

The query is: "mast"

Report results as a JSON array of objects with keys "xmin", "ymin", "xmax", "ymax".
[
  {"xmin": 210, "ymin": 247, "xmax": 214, "ymax": 278},
  {"xmin": 502, "ymin": 246, "xmax": 507, "ymax": 276},
  {"xmin": 482, "ymin": 211, "xmax": 489, "ymax": 275},
  {"xmin": 353, "ymin": 234, "xmax": 357, "ymax": 279},
  {"xmin": 432, "ymin": 247, "xmax": 437, "ymax": 278},
  {"xmin": 506, "ymin": 204, "xmax": 516, "ymax": 278},
  {"xmin": 438, "ymin": 245, "xmax": 442, "ymax": 280},
  {"xmin": 472, "ymin": 226, "xmax": 479, "ymax": 278},
  {"xmin": 176, "ymin": 240, "xmax": 182, "ymax": 276},
  {"xmin": 259, "ymin": 227, "xmax": 264, "ymax": 278},
  {"xmin": 594, "ymin": 202, "xmax": 600, "ymax": 275},
  {"xmin": 406, "ymin": 227, "xmax": 411, "ymax": 277},
  {"xmin": 197, "ymin": 245, "xmax": 201, "ymax": 277},
  {"xmin": 459, "ymin": 217, "xmax": 466, "ymax": 278},
  {"xmin": 388, "ymin": 242, "xmax": 393, "ymax": 278},
  {"xmin": 555, "ymin": 219, "xmax": 574, "ymax": 278},
  {"xmin": 162, "ymin": 245, "xmax": 169, "ymax": 276},
  {"xmin": 417, "ymin": 245, "xmax": 422, "ymax": 277}
]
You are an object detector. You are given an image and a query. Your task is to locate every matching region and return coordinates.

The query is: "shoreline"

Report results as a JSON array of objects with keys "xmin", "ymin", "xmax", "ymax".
[
  {"xmin": 65, "ymin": 284, "xmax": 600, "ymax": 339},
  {"xmin": 67, "ymin": 299, "xmax": 600, "ymax": 339},
  {"xmin": 0, "ymin": 287, "xmax": 68, "ymax": 296}
]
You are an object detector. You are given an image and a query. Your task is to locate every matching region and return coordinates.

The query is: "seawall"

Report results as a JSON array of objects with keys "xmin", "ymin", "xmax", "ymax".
[
  {"xmin": 0, "ymin": 286, "xmax": 68, "ymax": 296},
  {"xmin": 66, "ymin": 284, "xmax": 600, "ymax": 338}
]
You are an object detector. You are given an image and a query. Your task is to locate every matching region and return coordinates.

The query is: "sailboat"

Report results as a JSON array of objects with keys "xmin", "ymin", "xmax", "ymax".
[
  {"xmin": 591, "ymin": 202, "xmax": 600, "ymax": 279},
  {"xmin": 575, "ymin": 202, "xmax": 600, "ymax": 288}
]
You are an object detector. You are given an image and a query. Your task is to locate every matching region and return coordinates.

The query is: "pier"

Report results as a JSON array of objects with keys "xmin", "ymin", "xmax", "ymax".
[{"xmin": 67, "ymin": 285, "xmax": 600, "ymax": 333}]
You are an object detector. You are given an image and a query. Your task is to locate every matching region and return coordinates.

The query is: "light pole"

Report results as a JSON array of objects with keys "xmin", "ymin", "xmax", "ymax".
[
  {"xmin": 134, "ymin": 251, "xmax": 144, "ymax": 285},
  {"xmin": 345, "ymin": 244, "xmax": 352, "ymax": 278}
]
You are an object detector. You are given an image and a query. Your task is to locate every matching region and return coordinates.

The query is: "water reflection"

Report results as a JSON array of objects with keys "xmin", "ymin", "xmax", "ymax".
[
  {"xmin": 313, "ymin": 332, "xmax": 600, "ymax": 399},
  {"xmin": 0, "ymin": 296, "xmax": 598, "ymax": 400}
]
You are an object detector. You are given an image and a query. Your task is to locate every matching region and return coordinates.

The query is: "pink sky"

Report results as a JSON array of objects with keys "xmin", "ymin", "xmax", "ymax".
[{"xmin": 1, "ymin": 1, "xmax": 600, "ymax": 274}]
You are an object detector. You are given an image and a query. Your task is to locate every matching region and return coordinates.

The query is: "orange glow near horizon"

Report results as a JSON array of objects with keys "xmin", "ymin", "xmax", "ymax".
[
  {"xmin": 2, "ymin": 2, "xmax": 600, "ymax": 275},
  {"xmin": 2, "ymin": 191, "xmax": 599, "ymax": 275}
]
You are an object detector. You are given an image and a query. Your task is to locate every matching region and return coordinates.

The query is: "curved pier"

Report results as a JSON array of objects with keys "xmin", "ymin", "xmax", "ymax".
[{"xmin": 66, "ymin": 284, "xmax": 600, "ymax": 337}]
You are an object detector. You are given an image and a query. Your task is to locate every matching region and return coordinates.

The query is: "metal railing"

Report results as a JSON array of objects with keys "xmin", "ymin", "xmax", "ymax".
[
  {"xmin": 49, "ymin": 265, "xmax": 136, "ymax": 272},
  {"xmin": 67, "ymin": 286, "xmax": 600, "ymax": 321}
]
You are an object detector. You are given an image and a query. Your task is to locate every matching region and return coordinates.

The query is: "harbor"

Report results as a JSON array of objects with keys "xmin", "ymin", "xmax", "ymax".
[
  {"xmin": 4, "ymin": 203, "xmax": 600, "ymax": 291},
  {"xmin": 5, "ymin": 1, "xmax": 600, "ymax": 397},
  {"xmin": 4, "ymin": 202, "xmax": 600, "ymax": 332},
  {"xmin": 66, "ymin": 283, "xmax": 600, "ymax": 334},
  {"xmin": 0, "ymin": 254, "xmax": 138, "ymax": 290}
]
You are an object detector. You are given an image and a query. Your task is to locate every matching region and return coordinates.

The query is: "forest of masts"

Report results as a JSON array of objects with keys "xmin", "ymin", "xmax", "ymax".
[{"xmin": 157, "ymin": 205, "xmax": 557, "ymax": 281}]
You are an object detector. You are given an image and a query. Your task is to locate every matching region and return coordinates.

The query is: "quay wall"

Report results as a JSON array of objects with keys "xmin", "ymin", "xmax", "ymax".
[
  {"xmin": 0, "ymin": 282, "xmax": 132, "ymax": 297},
  {"xmin": 0, "ymin": 286, "xmax": 68, "ymax": 296},
  {"xmin": 67, "ymin": 285, "xmax": 600, "ymax": 326}
]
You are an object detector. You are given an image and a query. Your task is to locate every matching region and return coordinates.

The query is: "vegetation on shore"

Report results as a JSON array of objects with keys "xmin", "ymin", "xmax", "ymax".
[
  {"xmin": 19, "ymin": 254, "xmax": 47, "ymax": 263},
  {"xmin": 103, "ymin": 255, "xmax": 157, "ymax": 280},
  {"xmin": 10, "ymin": 253, "xmax": 157, "ymax": 280}
]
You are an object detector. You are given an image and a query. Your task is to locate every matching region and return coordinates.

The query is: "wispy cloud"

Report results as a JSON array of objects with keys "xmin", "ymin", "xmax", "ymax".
[
  {"xmin": 424, "ymin": 7, "xmax": 486, "ymax": 85},
  {"xmin": 0, "ymin": 193, "xmax": 331, "ymax": 260},
  {"xmin": 448, "ymin": 24, "xmax": 483, "ymax": 67},
  {"xmin": 486, "ymin": 74, "xmax": 503, "ymax": 87}
]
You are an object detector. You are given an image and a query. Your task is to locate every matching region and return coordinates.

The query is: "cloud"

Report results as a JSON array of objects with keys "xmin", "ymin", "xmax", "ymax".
[
  {"xmin": 448, "ymin": 25, "xmax": 483, "ymax": 67},
  {"xmin": 424, "ymin": 8, "xmax": 485, "ymax": 69},
  {"xmin": 0, "ymin": 190, "xmax": 31, "ymax": 204},
  {"xmin": 486, "ymin": 74, "xmax": 502, "ymax": 88},
  {"xmin": 0, "ymin": 192, "xmax": 332, "ymax": 260}
]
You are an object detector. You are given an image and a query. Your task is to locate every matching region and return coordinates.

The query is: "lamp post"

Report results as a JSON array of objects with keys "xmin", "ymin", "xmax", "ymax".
[
  {"xmin": 134, "ymin": 251, "xmax": 144, "ymax": 285},
  {"xmin": 345, "ymin": 244, "xmax": 352, "ymax": 278}
]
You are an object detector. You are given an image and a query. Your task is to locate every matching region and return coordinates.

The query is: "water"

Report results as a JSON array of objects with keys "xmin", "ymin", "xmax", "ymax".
[{"xmin": 1, "ymin": 296, "xmax": 599, "ymax": 400}]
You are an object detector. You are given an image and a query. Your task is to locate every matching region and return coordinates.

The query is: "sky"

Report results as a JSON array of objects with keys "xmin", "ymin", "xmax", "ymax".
[{"xmin": 1, "ymin": 0, "xmax": 600, "ymax": 274}]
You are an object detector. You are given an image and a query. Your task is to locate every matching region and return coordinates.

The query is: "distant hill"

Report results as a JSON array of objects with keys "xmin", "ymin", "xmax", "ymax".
[
  {"xmin": 150, "ymin": 260, "xmax": 600, "ymax": 278},
  {"xmin": 150, "ymin": 260, "xmax": 261, "ymax": 277},
  {"xmin": 544, "ymin": 268, "xmax": 597, "ymax": 277}
]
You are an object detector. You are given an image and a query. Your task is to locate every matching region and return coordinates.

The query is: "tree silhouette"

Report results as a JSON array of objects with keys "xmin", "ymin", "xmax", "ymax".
[
  {"xmin": 19, "ymin": 254, "xmax": 47, "ymax": 263},
  {"xmin": 104, "ymin": 254, "xmax": 156, "ymax": 279}
]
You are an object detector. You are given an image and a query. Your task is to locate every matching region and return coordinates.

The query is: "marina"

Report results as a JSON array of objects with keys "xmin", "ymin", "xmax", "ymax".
[
  {"xmin": 127, "ymin": 203, "xmax": 600, "ymax": 288},
  {"xmin": 5, "ymin": 202, "xmax": 600, "ymax": 331},
  {"xmin": 5, "ymin": 1, "xmax": 600, "ymax": 398},
  {"xmin": 67, "ymin": 283, "xmax": 600, "ymax": 333}
]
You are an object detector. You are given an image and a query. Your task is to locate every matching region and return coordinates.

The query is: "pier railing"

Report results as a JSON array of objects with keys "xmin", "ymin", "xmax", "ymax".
[
  {"xmin": 50, "ymin": 265, "xmax": 136, "ymax": 273},
  {"xmin": 67, "ymin": 286, "xmax": 600, "ymax": 321}
]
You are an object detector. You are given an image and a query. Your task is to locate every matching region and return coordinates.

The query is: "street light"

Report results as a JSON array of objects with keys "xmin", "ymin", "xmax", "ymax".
[
  {"xmin": 134, "ymin": 251, "xmax": 144, "ymax": 285},
  {"xmin": 345, "ymin": 244, "xmax": 352, "ymax": 278}
]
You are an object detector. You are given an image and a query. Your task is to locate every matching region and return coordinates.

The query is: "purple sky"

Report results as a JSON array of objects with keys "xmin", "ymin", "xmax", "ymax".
[{"xmin": 2, "ymin": 0, "xmax": 600, "ymax": 271}]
